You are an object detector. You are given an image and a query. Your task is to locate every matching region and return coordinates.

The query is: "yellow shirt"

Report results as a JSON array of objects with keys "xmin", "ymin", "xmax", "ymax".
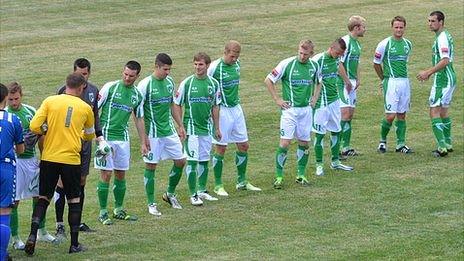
[{"xmin": 30, "ymin": 94, "xmax": 95, "ymax": 165}]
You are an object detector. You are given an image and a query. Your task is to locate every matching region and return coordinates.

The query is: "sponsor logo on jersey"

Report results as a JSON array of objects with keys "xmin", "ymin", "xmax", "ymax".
[
  {"xmin": 374, "ymin": 52, "xmax": 382, "ymax": 59},
  {"xmin": 441, "ymin": 47, "xmax": 449, "ymax": 53},
  {"xmin": 175, "ymin": 91, "xmax": 180, "ymax": 98}
]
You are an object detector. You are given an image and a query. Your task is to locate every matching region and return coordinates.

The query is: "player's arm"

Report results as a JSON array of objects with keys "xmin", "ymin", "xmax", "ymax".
[
  {"xmin": 311, "ymin": 83, "xmax": 322, "ymax": 108},
  {"xmin": 82, "ymin": 106, "xmax": 96, "ymax": 141},
  {"xmin": 30, "ymin": 99, "xmax": 48, "ymax": 135},
  {"xmin": 265, "ymin": 77, "xmax": 289, "ymax": 109},
  {"xmin": 171, "ymin": 103, "xmax": 185, "ymax": 141},
  {"xmin": 13, "ymin": 116, "xmax": 25, "ymax": 154},
  {"xmin": 417, "ymin": 58, "xmax": 449, "ymax": 81},
  {"xmin": 338, "ymin": 62, "xmax": 353, "ymax": 92},
  {"xmin": 355, "ymin": 66, "xmax": 361, "ymax": 90},
  {"xmin": 211, "ymin": 104, "xmax": 221, "ymax": 141},
  {"xmin": 133, "ymin": 112, "xmax": 148, "ymax": 155},
  {"xmin": 373, "ymin": 63, "xmax": 383, "ymax": 80}
]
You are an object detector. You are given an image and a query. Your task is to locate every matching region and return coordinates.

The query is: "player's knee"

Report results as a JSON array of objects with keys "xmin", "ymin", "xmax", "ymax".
[
  {"xmin": 145, "ymin": 163, "xmax": 157, "ymax": 171},
  {"xmin": 67, "ymin": 197, "xmax": 80, "ymax": 204},
  {"xmin": 215, "ymin": 144, "xmax": 227, "ymax": 155},
  {"xmin": 237, "ymin": 142, "xmax": 249, "ymax": 152},
  {"xmin": 80, "ymin": 175, "xmax": 87, "ymax": 186},
  {"xmin": 174, "ymin": 158, "xmax": 186, "ymax": 168},
  {"xmin": 279, "ymin": 139, "xmax": 291, "ymax": 148}
]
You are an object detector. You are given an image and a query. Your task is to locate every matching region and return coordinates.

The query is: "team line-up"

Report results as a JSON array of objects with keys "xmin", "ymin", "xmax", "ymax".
[{"xmin": 0, "ymin": 11, "xmax": 456, "ymax": 257}]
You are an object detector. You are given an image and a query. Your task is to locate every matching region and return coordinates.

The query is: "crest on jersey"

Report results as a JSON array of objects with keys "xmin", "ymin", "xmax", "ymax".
[
  {"xmin": 89, "ymin": 93, "xmax": 95, "ymax": 103},
  {"xmin": 207, "ymin": 85, "xmax": 214, "ymax": 95},
  {"xmin": 131, "ymin": 95, "xmax": 138, "ymax": 105},
  {"xmin": 167, "ymin": 84, "xmax": 174, "ymax": 94},
  {"xmin": 404, "ymin": 45, "xmax": 410, "ymax": 53}
]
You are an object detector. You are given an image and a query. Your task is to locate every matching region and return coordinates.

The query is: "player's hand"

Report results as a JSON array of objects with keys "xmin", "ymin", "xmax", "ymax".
[
  {"xmin": 95, "ymin": 139, "xmax": 111, "ymax": 158},
  {"xmin": 377, "ymin": 82, "xmax": 383, "ymax": 96},
  {"xmin": 276, "ymin": 99, "xmax": 290, "ymax": 110},
  {"xmin": 345, "ymin": 80, "xmax": 353, "ymax": 92},
  {"xmin": 145, "ymin": 137, "xmax": 151, "ymax": 151},
  {"xmin": 355, "ymin": 80, "xmax": 360, "ymax": 90},
  {"xmin": 141, "ymin": 142, "xmax": 149, "ymax": 157},
  {"xmin": 215, "ymin": 128, "xmax": 222, "ymax": 141},
  {"xmin": 416, "ymin": 71, "xmax": 429, "ymax": 82},
  {"xmin": 177, "ymin": 126, "xmax": 186, "ymax": 142}
]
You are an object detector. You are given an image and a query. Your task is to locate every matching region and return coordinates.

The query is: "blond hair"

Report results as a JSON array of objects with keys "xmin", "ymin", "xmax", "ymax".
[{"xmin": 348, "ymin": 15, "xmax": 366, "ymax": 31}]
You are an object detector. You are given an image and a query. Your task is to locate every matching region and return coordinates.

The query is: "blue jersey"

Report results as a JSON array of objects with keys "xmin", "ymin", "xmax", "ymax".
[{"xmin": 0, "ymin": 109, "xmax": 24, "ymax": 162}]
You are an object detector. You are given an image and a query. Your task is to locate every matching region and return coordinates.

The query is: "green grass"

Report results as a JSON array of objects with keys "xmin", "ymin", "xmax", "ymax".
[{"xmin": 1, "ymin": 0, "xmax": 463, "ymax": 260}]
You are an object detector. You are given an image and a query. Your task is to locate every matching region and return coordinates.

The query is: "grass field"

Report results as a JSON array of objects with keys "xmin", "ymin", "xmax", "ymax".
[{"xmin": 1, "ymin": 0, "xmax": 463, "ymax": 260}]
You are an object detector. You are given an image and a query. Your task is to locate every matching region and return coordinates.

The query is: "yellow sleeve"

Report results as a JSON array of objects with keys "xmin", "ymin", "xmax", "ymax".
[
  {"xmin": 82, "ymin": 106, "xmax": 95, "ymax": 141},
  {"xmin": 30, "ymin": 98, "xmax": 48, "ymax": 135}
]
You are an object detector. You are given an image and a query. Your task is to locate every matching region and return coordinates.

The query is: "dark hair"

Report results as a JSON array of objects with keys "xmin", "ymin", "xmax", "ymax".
[
  {"xmin": 0, "ymin": 83, "xmax": 8, "ymax": 103},
  {"xmin": 66, "ymin": 73, "xmax": 86, "ymax": 89},
  {"xmin": 73, "ymin": 58, "xmax": 91, "ymax": 72},
  {"xmin": 7, "ymin": 82, "xmax": 23, "ymax": 96},
  {"xmin": 193, "ymin": 52, "xmax": 211, "ymax": 64},
  {"xmin": 336, "ymin": 37, "xmax": 347, "ymax": 51},
  {"xmin": 125, "ymin": 60, "xmax": 141, "ymax": 74},
  {"xmin": 391, "ymin": 16, "xmax": 406, "ymax": 27},
  {"xmin": 155, "ymin": 53, "xmax": 172, "ymax": 66},
  {"xmin": 430, "ymin": 11, "xmax": 445, "ymax": 22}
]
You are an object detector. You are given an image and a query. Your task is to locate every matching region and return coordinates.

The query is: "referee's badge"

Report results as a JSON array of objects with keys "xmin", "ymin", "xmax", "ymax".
[{"xmin": 89, "ymin": 93, "xmax": 95, "ymax": 103}]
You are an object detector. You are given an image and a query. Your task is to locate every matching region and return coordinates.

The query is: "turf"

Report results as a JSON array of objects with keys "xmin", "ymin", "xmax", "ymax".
[{"xmin": 1, "ymin": 0, "xmax": 463, "ymax": 260}]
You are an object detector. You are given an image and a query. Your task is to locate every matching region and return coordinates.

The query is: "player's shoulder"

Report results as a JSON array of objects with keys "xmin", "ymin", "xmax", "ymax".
[
  {"xmin": 342, "ymin": 34, "xmax": 350, "ymax": 43},
  {"xmin": 180, "ymin": 74, "xmax": 195, "ymax": 86},
  {"xmin": 86, "ymin": 81, "xmax": 100, "ymax": 92},
  {"xmin": 166, "ymin": 75, "xmax": 175, "ymax": 85},
  {"xmin": 102, "ymin": 80, "xmax": 119, "ymax": 89},
  {"xmin": 210, "ymin": 58, "xmax": 221, "ymax": 68},
  {"xmin": 137, "ymin": 75, "xmax": 152, "ymax": 87},
  {"xmin": 311, "ymin": 52, "xmax": 324, "ymax": 62},
  {"xmin": 22, "ymin": 104, "xmax": 37, "ymax": 114},
  {"xmin": 208, "ymin": 75, "xmax": 220, "ymax": 86},
  {"xmin": 278, "ymin": 56, "xmax": 297, "ymax": 67}
]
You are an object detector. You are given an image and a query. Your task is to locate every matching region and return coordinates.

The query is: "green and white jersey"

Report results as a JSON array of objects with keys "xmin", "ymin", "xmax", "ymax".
[
  {"xmin": 7, "ymin": 104, "xmax": 36, "ymax": 158},
  {"xmin": 266, "ymin": 56, "xmax": 320, "ymax": 107},
  {"xmin": 137, "ymin": 74, "xmax": 177, "ymax": 138},
  {"xmin": 373, "ymin": 36, "xmax": 412, "ymax": 78},
  {"xmin": 207, "ymin": 58, "xmax": 240, "ymax": 107},
  {"xmin": 173, "ymin": 75, "xmax": 221, "ymax": 136},
  {"xmin": 340, "ymin": 34, "xmax": 361, "ymax": 80},
  {"xmin": 312, "ymin": 52, "xmax": 340, "ymax": 108},
  {"xmin": 432, "ymin": 29, "xmax": 456, "ymax": 88},
  {"xmin": 98, "ymin": 80, "xmax": 143, "ymax": 141}
]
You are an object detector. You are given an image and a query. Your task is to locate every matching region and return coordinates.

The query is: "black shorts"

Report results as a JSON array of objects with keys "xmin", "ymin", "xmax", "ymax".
[
  {"xmin": 80, "ymin": 140, "xmax": 92, "ymax": 176},
  {"xmin": 39, "ymin": 161, "xmax": 81, "ymax": 200}
]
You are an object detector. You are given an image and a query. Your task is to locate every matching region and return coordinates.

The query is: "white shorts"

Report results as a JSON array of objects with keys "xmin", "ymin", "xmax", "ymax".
[
  {"xmin": 184, "ymin": 135, "xmax": 212, "ymax": 162},
  {"xmin": 429, "ymin": 84, "xmax": 456, "ymax": 108},
  {"xmin": 143, "ymin": 134, "xmax": 185, "ymax": 164},
  {"xmin": 94, "ymin": 141, "xmax": 130, "ymax": 171},
  {"xmin": 280, "ymin": 106, "xmax": 313, "ymax": 141},
  {"xmin": 15, "ymin": 158, "xmax": 40, "ymax": 200},
  {"xmin": 339, "ymin": 79, "xmax": 357, "ymax": 108},
  {"xmin": 383, "ymin": 78, "xmax": 410, "ymax": 113},
  {"xmin": 213, "ymin": 105, "xmax": 249, "ymax": 145},
  {"xmin": 313, "ymin": 99, "xmax": 341, "ymax": 134}
]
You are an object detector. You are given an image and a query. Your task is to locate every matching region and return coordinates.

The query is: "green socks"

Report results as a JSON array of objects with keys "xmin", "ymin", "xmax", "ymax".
[
  {"xmin": 380, "ymin": 118, "xmax": 392, "ymax": 142},
  {"xmin": 167, "ymin": 164, "xmax": 183, "ymax": 195},
  {"xmin": 314, "ymin": 133, "xmax": 324, "ymax": 163},
  {"xmin": 212, "ymin": 153, "xmax": 224, "ymax": 187},
  {"xmin": 442, "ymin": 117, "xmax": 452, "ymax": 148},
  {"xmin": 395, "ymin": 120, "xmax": 406, "ymax": 148},
  {"xmin": 186, "ymin": 161, "xmax": 198, "ymax": 196},
  {"xmin": 97, "ymin": 181, "xmax": 109, "ymax": 215},
  {"xmin": 235, "ymin": 151, "xmax": 248, "ymax": 184},
  {"xmin": 10, "ymin": 205, "xmax": 18, "ymax": 237},
  {"xmin": 297, "ymin": 145, "xmax": 309, "ymax": 177},
  {"xmin": 275, "ymin": 147, "xmax": 288, "ymax": 179},
  {"xmin": 144, "ymin": 169, "xmax": 155, "ymax": 205},
  {"xmin": 197, "ymin": 161, "xmax": 209, "ymax": 192},
  {"xmin": 330, "ymin": 132, "xmax": 341, "ymax": 161},
  {"xmin": 341, "ymin": 120, "xmax": 352, "ymax": 150},
  {"xmin": 113, "ymin": 178, "xmax": 126, "ymax": 210},
  {"xmin": 431, "ymin": 118, "xmax": 447, "ymax": 149}
]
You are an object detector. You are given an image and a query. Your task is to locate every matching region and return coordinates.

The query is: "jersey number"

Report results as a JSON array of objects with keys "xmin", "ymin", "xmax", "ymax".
[
  {"xmin": 95, "ymin": 157, "xmax": 107, "ymax": 167},
  {"xmin": 65, "ymin": 107, "xmax": 73, "ymax": 127}
]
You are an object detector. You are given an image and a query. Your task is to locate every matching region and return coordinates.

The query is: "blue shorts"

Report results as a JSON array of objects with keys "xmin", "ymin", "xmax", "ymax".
[{"xmin": 0, "ymin": 162, "xmax": 16, "ymax": 208}]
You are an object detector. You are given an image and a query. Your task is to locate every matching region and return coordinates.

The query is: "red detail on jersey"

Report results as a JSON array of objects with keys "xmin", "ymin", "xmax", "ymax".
[
  {"xmin": 97, "ymin": 93, "xmax": 102, "ymax": 101},
  {"xmin": 441, "ymin": 47, "xmax": 449, "ymax": 53},
  {"xmin": 175, "ymin": 91, "xmax": 180, "ymax": 98},
  {"xmin": 271, "ymin": 69, "xmax": 279, "ymax": 77},
  {"xmin": 374, "ymin": 52, "xmax": 381, "ymax": 59}
]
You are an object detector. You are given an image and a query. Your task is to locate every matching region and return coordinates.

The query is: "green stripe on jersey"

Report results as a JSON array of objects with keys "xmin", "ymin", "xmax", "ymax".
[
  {"xmin": 433, "ymin": 29, "xmax": 456, "ymax": 88},
  {"xmin": 208, "ymin": 58, "xmax": 241, "ymax": 107}
]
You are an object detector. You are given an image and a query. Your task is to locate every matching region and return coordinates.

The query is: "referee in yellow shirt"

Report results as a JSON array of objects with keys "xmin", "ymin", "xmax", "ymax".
[{"xmin": 25, "ymin": 73, "xmax": 95, "ymax": 255}]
